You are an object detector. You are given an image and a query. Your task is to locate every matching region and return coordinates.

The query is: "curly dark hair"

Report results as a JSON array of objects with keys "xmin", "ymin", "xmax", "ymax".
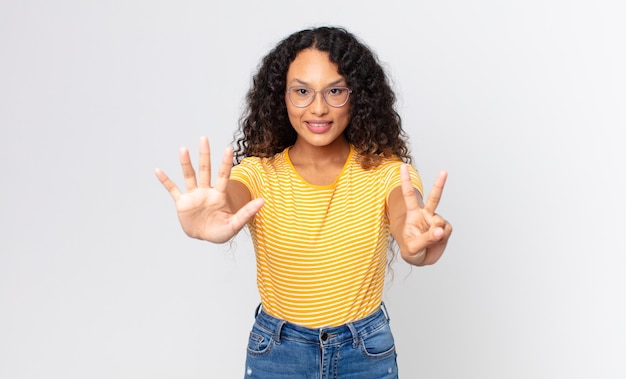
[{"xmin": 233, "ymin": 26, "xmax": 412, "ymax": 169}]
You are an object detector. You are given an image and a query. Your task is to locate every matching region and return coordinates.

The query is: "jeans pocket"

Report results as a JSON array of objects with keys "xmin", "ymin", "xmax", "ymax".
[
  {"xmin": 360, "ymin": 323, "xmax": 396, "ymax": 359},
  {"xmin": 246, "ymin": 327, "xmax": 274, "ymax": 356}
]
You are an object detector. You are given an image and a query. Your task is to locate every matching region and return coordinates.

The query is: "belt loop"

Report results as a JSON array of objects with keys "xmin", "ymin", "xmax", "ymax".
[
  {"xmin": 274, "ymin": 320, "xmax": 286, "ymax": 344},
  {"xmin": 347, "ymin": 322, "xmax": 359, "ymax": 348},
  {"xmin": 380, "ymin": 302, "xmax": 391, "ymax": 322}
]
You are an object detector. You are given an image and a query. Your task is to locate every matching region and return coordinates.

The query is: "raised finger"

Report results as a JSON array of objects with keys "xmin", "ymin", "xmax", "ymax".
[
  {"xmin": 214, "ymin": 146, "xmax": 234, "ymax": 193},
  {"xmin": 424, "ymin": 170, "xmax": 448, "ymax": 215},
  {"xmin": 179, "ymin": 146, "xmax": 198, "ymax": 191},
  {"xmin": 154, "ymin": 168, "xmax": 182, "ymax": 201},
  {"xmin": 198, "ymin": 136, "xmax": 211, "ymax": 188}
]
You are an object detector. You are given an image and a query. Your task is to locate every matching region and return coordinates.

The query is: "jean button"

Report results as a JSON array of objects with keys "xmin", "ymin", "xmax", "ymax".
[{"xmin": 321, "ymin": 332, "xmax": 328, "ymax": 341}]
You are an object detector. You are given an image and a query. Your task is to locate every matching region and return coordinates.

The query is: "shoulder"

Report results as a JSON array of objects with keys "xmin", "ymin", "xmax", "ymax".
[
  {"xmin": 232, "ymin": 149, "xmax": 289, "ymax": 176},
  {"xmin": 355, "ymin": 153, "xmax": 423, "ymax": 196},
  {"xmin": 352, "ymin": 152, "xmax": 404, "ymax": 175}
]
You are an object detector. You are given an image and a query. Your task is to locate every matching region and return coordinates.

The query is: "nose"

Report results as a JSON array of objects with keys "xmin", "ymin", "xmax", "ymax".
[{"xmin": 309, "ymin": 90, "xmax": 328, "ymax": 115}]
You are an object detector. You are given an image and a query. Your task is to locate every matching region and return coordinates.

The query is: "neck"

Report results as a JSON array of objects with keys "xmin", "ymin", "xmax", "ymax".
[{"xmin": 289, "ymin": 138, "xmax": 350, "ymax": 166}]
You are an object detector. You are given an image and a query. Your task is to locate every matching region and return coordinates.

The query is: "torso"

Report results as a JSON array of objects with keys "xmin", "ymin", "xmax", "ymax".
[{"xmin": 229, "ymin": 146, "xmax": 423, "ymax": 327}]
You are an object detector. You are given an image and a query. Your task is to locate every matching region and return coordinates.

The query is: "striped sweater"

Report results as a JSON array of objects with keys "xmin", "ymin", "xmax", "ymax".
[{"xmin": 230, "ymin": 145, "xmax": 423, "ymax": 327}]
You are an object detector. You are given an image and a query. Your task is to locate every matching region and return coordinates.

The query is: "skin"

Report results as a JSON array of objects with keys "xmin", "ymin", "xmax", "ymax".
[
  {"xmin": 285, "ymin": 49, "xmax": 352, "ymax": 186},
  {"xmin": 155, "ymin": 48, "xmax": 452, "ymax": 266}
]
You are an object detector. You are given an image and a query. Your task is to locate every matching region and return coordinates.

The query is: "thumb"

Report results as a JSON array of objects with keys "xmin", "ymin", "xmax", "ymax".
[
  {"xmin": 229, "ymin": 198, "xmax": 265, "ymax": 232},
  {"xmin": 432, "ymin": 226, "xmax": 444, "ymax": 240}
]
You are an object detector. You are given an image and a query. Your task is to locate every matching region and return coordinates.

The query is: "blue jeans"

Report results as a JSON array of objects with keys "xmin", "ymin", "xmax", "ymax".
[{"xmin": 244, "ymin": 304, "xmax": 398, "ymax": 378}]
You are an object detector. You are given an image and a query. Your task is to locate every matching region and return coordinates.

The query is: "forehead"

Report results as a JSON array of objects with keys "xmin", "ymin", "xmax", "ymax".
[{"xmin": 286, "ymin": 49, "xmax": 343, "ymax": 84}]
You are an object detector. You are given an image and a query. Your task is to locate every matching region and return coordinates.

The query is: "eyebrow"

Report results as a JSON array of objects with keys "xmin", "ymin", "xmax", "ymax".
[{"xmin": 288, "ymin": 78, "xmax": 347, "ymax": 87}]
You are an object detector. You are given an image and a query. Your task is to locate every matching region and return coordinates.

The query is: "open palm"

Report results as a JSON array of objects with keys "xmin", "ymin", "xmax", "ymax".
[{"xmin": 155, "ymin": 137, "xmax": 264, "ymax": 243}]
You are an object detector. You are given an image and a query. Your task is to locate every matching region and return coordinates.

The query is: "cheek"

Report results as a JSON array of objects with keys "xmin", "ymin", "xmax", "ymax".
[
  {"xmin": 337, "ymin": 107, "xmax": 351, "ymax": 123},
  {"xmin": 339, "ymin": 102, "xmax": 351, "ymax": 118},
  {"xmin": 286, "ymin": 103, "xmax": 304, "ymax": 123}
]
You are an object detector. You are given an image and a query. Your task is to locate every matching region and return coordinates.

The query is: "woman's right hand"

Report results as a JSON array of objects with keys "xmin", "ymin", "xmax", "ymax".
[{"xmin": 154, "ymin": 136, "xmax": 264, "ymax": 243}]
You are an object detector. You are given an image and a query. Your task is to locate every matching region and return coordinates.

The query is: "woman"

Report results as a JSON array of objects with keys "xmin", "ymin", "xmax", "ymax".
[{"xmin": 156, "ymin": 26, "xmax": 452, "ymax": 378}]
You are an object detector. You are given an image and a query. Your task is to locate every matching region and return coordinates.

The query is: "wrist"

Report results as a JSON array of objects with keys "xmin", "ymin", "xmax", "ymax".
[{"xmin": 401, "ymin": 248, "xmax": 427, "ymax": 266}]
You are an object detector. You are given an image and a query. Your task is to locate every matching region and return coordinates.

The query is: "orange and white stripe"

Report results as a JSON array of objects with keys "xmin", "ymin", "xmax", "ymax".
[{"xmin": 230, "ymin": 146, "xmax": 422, "ymax": 327}]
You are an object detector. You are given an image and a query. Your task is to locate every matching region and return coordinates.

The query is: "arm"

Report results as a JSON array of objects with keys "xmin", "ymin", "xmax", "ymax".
[
  {"xmin": 155, "ymin": 136, "xmax": 264, "ymax": 243},
  {"xmin": 389, "ymin": 165, "xmax": 453, "ymax": 266}
]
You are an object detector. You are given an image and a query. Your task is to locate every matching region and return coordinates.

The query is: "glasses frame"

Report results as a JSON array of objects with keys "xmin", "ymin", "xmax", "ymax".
[{"xmin": 286, "ymin": 86, "xmax": 353, "ymax": 108}]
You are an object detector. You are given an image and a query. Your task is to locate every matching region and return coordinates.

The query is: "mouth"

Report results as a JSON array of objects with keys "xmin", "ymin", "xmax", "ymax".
[
  {"xmin": 307, "ymin": 121, "xmax": 331, "ymax": 127},
  {"xmin": 305, "ymin": 121, "xmax": 332, "ymax": 133}
]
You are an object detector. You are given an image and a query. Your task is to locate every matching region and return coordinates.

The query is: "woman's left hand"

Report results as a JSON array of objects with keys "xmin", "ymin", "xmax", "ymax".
[{"xmin": 393, "ymin": 166, "xmax": 453, "ymax": 266}]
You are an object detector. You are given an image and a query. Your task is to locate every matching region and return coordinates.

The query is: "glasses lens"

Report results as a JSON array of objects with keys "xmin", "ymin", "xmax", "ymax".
[
  {"xmin": 323, "ymin": 87, "xmax": 350, "ymax": 107},
  {"xmin": 289, "ymin": 87, "xmax": 313, "ymax": 107}
]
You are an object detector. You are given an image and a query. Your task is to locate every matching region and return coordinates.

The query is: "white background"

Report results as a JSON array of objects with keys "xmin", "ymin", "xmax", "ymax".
[{"xmin": 1, "ymin": 0, "xmax": 624, "ymax": 378}]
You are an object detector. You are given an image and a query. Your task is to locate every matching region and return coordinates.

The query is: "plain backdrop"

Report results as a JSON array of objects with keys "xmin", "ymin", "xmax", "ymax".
[{"xmin": 1, "ymin": 0, "xmax": 624, "ymax": 378}]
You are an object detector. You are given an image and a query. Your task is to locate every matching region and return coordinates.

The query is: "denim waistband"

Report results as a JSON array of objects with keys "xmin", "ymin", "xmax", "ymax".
[{"xmin": 252, "ymin": 303, "xmax": 391, "ymax": 348}]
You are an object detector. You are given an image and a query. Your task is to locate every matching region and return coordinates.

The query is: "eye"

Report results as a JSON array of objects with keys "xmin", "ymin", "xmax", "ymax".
[
  {"xmin": 293, "ymin": 87, "xmax": 311, "ymax": 96},
  {"xmin": 326, "ymin": 87, "xmax": 347, "ymax": 96}
]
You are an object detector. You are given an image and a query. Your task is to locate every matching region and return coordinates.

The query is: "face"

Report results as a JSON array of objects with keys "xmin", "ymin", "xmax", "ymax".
[{"xmin": 285, "ymin": 49, "xmax": 351, "ymax": 151}]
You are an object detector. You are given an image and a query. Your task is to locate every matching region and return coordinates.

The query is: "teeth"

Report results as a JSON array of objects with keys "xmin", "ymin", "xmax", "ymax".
[{"xmin": 309, "ymin": 123, "xmax": 328, "ymax": 127}]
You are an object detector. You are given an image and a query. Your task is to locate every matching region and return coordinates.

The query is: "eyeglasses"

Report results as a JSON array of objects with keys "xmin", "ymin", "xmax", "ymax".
[{"xmin": 286, "ymin": 86, "xmax": 352, "ymax": 108}]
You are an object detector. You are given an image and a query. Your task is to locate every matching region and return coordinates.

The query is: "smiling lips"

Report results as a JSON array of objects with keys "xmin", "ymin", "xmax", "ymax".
[{"xmin": 306, "ymin": 121, "xmax": 332, "ymax": 134}]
